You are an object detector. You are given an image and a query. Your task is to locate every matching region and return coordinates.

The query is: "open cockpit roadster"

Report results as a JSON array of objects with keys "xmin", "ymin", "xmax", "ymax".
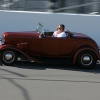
[{"xmin": 0, "ymin": 23, "xmax": 100, "ymax": 69}]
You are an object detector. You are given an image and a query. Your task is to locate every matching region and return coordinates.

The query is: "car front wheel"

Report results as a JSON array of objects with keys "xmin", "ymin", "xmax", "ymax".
[
  {"xmin": 0, "ymin": 50, "xmax": 17, "ymax": 66},
  {"xmin": 76, "ymin": 50, "xmax": 97, "ymax": 69}
]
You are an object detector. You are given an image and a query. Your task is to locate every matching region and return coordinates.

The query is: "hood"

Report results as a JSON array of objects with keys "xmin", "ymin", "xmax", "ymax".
[
  {"xmin": 3, "ymin": 31, "xmax": 40, "ymax": 37},
  {"xmin": 72, "ymin": 32, "xmax": 91, "ymax": 39}
]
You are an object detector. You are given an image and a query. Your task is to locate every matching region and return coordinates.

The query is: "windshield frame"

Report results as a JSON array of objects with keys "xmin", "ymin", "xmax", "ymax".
[{"xmin": 36, "ymin": 23, "xmax": 44, "ymax": 34}]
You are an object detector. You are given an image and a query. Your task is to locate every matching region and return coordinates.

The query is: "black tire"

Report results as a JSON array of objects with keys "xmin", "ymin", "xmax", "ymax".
[
  {"xmin": 0, "ymin": 50, "xmax": 17, "ymax": 66},
  {"xmin": 76, "ymin": 50, "xmax": 97, "ymax": 69}
]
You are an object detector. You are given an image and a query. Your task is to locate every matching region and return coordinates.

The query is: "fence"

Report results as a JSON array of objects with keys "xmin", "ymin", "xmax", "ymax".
[
  {"xmin": 0, "ymin": 0, "xmax": 100, "ymax": 14},
  {"xmin": 0, "ymin": 0, "xmax": 49, "ymax": 12}
]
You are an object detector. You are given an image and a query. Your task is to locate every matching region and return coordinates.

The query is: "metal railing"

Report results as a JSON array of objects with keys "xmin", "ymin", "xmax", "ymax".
[
  {"xmin": 0, "ymin": 0, "xmax": 100, "ymax": 14},
  {"xmin": 54, "ymin": 1, "xmax": 100, "ymax": 11},
  {"xmin": 0, "ymin": 0, "xmax": 49, "ymax": 12}
]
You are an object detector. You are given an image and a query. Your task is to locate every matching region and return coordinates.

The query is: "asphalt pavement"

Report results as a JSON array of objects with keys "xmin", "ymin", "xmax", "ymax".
[{"xmin": 0, "ymin": 61, "xmax": 100, "ymax": 100}]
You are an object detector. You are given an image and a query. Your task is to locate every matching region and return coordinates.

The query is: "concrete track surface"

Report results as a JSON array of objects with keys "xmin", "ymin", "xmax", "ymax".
[{"xmin": 0, "ymin": 61, "xmax": 100, "ymax": 100}]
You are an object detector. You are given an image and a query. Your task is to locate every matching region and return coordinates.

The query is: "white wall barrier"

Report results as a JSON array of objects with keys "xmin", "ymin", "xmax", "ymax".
[{"xmin": 0, "ymin": 10, "xmax": 100, "ymax": 46}]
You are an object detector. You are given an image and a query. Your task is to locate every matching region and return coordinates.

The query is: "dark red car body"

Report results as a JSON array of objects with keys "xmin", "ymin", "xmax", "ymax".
[{"xmin": 0, "ymin": 26, "xmax": 100, "ymax": 69}]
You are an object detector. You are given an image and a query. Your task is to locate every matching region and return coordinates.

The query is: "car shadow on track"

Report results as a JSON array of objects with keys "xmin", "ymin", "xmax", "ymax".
[{"xmin": 5, "ymin": 61, "xmax": 100, "ymax": 74}]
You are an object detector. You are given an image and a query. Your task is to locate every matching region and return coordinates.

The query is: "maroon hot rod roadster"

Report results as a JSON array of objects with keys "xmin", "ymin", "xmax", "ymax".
[{"xmin": 0, "ymin": 23, "xmax": 100, "ymax": 69}]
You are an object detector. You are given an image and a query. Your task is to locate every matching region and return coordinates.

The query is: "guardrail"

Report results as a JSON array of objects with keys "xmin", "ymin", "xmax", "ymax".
[{"xmin": 54, "ymin": 1, "xmax": 100, "ymax": 12}]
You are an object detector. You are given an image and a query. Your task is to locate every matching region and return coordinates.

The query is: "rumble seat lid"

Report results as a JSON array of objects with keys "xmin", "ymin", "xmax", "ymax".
[{"xmin": 72, "ymin": 32, "xmax": 91, "ymax": 38}]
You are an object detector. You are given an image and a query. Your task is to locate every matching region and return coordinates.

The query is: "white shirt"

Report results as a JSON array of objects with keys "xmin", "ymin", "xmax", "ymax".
[{"xmin": 53, "ymin": 31, "xmax": 66, "ymax": 37}]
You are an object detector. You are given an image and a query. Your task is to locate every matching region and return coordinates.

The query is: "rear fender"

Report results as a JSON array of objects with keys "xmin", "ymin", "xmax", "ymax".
[{"xmin": 73, "ymin": 47, "xmax": 100, "ymax": 64}]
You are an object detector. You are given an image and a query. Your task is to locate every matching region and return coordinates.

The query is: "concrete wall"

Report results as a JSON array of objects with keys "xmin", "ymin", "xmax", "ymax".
[{"xmin": 0, "ymin": 10, "xmax": 100, "ymax": 46}]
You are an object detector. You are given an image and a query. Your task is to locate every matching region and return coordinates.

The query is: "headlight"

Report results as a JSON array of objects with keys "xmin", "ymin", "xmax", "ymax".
[
  {"xmin": 0, "ymin": 37, "xmax": 4, "ymax": 45},
  {"xmin": 2, "ymin": 34, "xmax": 5, "ymax": 43}
]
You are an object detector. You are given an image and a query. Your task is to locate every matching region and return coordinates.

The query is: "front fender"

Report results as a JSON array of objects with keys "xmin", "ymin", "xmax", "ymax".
[{"xmin": 0, "ymin": 45, "xmax": 41, "ymax": 63}]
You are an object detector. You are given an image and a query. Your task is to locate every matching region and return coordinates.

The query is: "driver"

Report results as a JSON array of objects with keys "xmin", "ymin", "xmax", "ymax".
[{"xmin": 52, "ymin": 24, "xmax": 66, "ymax": 37}]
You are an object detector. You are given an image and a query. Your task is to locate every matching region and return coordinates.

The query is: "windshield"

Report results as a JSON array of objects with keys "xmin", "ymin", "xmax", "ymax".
[{"xmin": 36, "ymin": 23, "xmax": 44, "ymax": 34}]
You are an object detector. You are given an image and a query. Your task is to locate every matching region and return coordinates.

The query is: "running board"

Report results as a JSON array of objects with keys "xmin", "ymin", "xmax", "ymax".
[
  {"xmin": 33, "ymin": 58, "xmax": 72, "ymax": 64},
  {"xmin": 18, "ymin": 57, "xmax": 72, "ymax": 64}
]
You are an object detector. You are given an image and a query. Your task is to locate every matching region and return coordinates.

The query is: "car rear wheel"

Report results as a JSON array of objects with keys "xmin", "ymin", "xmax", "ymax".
[
  {"xmin": 76, "ymin": 50, "xmax": 97, "ymax": 69},
  {"xmin": 0, "ymin": 50, "xmax": 17, "ymax": 66}
]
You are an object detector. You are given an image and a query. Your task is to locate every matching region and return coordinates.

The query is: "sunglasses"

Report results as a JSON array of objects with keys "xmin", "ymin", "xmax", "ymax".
[{"xmin": 58, "ymin": 27, "xmax": 62, "ymax": 29}]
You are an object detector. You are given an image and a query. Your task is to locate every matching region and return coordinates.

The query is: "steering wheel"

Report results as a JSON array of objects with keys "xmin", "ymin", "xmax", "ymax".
[{"xmin": 66, "ymin": 30, "xmax": 73, "ymax": 37}]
